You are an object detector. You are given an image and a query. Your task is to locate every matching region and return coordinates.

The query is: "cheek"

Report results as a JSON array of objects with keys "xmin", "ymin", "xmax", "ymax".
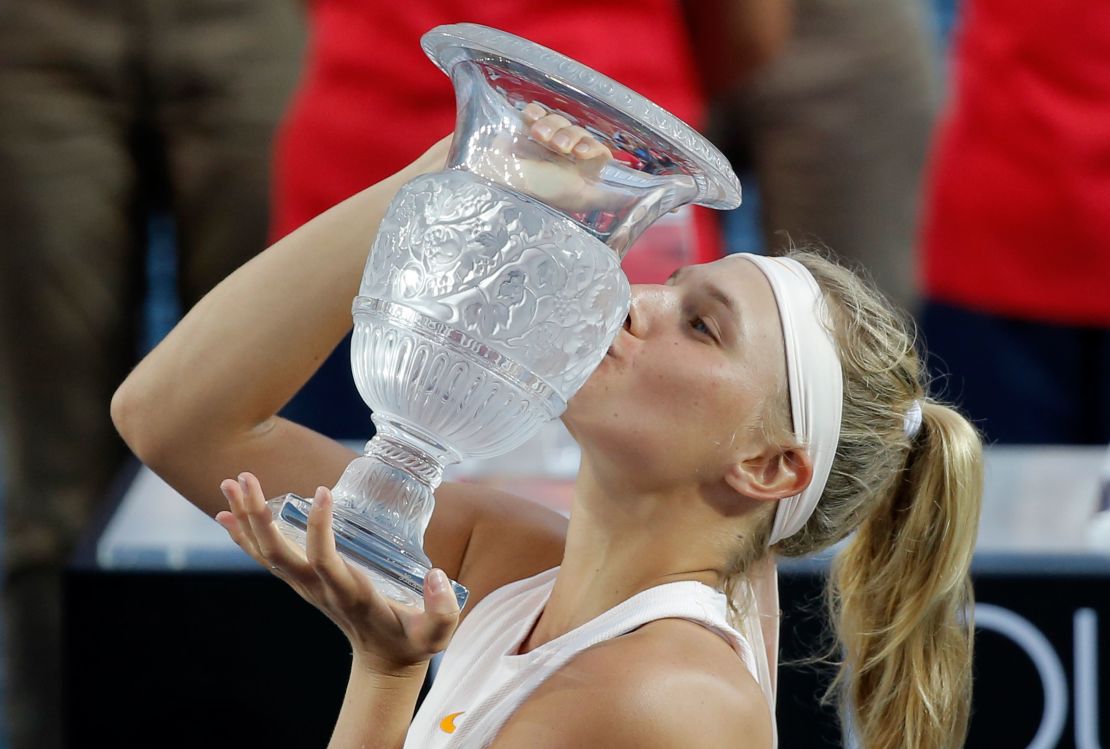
[
  {"xmin": 631, "ymin": 355, "xmax": 745, "ymax": 435},
  {"xmin": 565, "ymin": 363, "xmax": 755, "ymax": 480},
  {"xmin": 566, "ymin": 343, "xmax": 755, "ymax": 450}
]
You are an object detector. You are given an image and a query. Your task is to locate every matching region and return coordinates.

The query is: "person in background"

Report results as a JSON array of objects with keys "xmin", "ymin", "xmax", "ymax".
[
  {"xmin": 919, "ymin": 0, "xmax": 1110, "ymax": 444},
  {"xmin": 0, "ymin": 3, "xmax": 304, "ymax": 747},
  {"xmin": 689, "ymin": 0, "xmax": 938, "ymax": 314},
  {"xmin": 272, "ymin": 0, "xmax": 724, "ymax": 440}
]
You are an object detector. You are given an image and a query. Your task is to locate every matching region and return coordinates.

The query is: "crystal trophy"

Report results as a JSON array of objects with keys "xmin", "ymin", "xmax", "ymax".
[{"xmin": 267, "ymin": 24, "xmax": 741, "ymax": 610}]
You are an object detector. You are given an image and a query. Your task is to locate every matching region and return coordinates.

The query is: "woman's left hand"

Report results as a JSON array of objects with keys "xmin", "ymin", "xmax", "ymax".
[{"xmin": 215, "ymin": 473, "xmax": 461, "ymax": 676}]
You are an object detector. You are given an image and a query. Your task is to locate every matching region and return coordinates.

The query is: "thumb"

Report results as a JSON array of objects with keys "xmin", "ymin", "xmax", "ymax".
[{"xmin": 421, "ymin": 568, "xmax": 461, "ymax": 651}]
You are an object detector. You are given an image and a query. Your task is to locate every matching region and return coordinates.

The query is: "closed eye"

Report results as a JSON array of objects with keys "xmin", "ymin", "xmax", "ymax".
[{"xmin": 689, "ymin": 316, "xmax": 717, "ymax": 342}]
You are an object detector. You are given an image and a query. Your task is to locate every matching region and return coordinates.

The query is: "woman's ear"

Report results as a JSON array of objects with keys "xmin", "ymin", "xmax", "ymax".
[{"xmin": 724, "ymin": 446, "xmax": 814, "ymax": 503}]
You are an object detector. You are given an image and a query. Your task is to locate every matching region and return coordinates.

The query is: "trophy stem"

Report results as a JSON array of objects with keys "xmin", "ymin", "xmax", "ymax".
[
  {"xmin": 333, "ymin": 424, "xmax": 457, "ymax": 559},
  {"xmin": 266, "ymin": 423, "xmax": 469, "ymax": 610}
]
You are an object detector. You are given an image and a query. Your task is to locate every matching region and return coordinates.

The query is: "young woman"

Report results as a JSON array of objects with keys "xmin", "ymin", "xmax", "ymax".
[{"xmin": 112, "ymin": 108, "xmax": 982, "ymax": 749}]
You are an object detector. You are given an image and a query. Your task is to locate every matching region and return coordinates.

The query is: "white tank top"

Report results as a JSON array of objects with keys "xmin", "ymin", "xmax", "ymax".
[{"xmin": 403, "ymin": 566, "xmax": 762, "ymax": 748}]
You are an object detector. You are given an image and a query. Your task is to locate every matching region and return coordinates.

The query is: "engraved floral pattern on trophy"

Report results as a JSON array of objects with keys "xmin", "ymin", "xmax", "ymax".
[
  {"xmin": 340, "ymin": 169, "xmax": 628, "ymax": 555},
  {"xmin": 362, "ymin": 173, "xmax": 625, "ymax": 394}
]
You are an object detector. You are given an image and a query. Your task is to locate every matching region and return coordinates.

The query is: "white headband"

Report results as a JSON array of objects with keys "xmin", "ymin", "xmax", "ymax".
[{"xmin": 738, "ymin": 254, "xmax": 844, "ymax": 546}]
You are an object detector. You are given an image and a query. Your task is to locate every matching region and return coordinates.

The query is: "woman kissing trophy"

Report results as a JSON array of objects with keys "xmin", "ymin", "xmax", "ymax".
[{"xmin": 267, "ymin": 23, "xmax": 741, "ymax": 610}]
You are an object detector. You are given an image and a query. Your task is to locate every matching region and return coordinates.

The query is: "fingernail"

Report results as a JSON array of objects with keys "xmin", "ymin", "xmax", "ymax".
[
  {"xmin": 574, "ymin": 142, "xmax": 591, "ymax": 156},
  {"xmin": 428, "ymin": 569, "xmax": 448, "ymax": 594},
  {"xmin": 316, "ymin": 487, "xmax": 331, "ymax": 507},
  {"xmin": 533, "ymin": 123, "xmax": 552, "ymax": 139}
]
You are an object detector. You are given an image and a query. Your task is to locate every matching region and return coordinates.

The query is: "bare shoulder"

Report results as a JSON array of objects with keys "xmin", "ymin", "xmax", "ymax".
[
  {"xmin": 437, "ymin": 481, "xmax": 567, "ymax": 622},
  {"xmin": 489, "ymin": 618, "xmax": 772, "ymax": 749}
]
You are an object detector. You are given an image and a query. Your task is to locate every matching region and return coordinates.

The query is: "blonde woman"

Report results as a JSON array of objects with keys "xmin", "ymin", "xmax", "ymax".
[{"xmin": 113, "ymin": 109, "xmax": 982, "ymax": 748}]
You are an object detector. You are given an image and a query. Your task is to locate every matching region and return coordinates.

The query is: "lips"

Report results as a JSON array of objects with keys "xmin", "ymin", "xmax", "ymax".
[
  {"xmin": 606, "ymin": 315, "xmax": 633, "ymax": 358},
  {"xmin": 606, "ymin": 337, "xmax": 619, "ymax": 357}
]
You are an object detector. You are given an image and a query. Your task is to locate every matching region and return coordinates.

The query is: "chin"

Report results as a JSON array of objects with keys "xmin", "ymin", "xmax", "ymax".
[
  {"xmin": 560, "ymin": 393, "xmax": 587, "ymax": 434},
  {"xmin": 564, "ymin": 370, "xmax": 606, "ymax": 418},
  {"xmin": 560, "ymin": 391, "xmax": 602, "ymax": 442}
]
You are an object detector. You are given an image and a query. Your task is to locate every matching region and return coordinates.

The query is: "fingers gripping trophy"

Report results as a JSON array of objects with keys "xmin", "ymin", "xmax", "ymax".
[{"xmin": 267, "ymin": 24, "xmax": 741, "ymax": 610}]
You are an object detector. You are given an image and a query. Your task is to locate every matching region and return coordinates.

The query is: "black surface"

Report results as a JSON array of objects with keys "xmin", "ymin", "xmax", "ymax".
[
  {"xmin": 66, "ymin": 563, "xmax": 1110, "ymax": 748},
  {"xmin": 64, "ymin": 570, "xmax": 355, "ymax": 748},
  {"xmin": 64, "ymin": 471, "xmax": 1109, "ymax": 748}
]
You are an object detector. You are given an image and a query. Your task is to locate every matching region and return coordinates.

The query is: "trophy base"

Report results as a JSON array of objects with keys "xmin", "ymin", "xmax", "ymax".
[{"xmin": 266, "ymin": 494, "xmax": 469, "ymax": 611}]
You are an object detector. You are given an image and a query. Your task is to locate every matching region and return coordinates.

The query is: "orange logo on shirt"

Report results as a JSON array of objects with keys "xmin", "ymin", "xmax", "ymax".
[{"xmin": 439, "ymin": 711, "xmax": 465, "ymax": 734}]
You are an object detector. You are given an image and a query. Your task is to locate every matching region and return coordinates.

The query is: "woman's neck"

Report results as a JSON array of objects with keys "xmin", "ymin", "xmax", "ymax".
[{"xmin": 516, "ymin": 471, "xmax": 729, "ymax": 655}]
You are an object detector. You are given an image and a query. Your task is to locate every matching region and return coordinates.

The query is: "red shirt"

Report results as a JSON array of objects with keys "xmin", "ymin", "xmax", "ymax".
[
  {"xmin": 273, "ymin": 0, "xmax": 721, "ymax": 279},
  {"xmin": 921, "ymin": 0, "xmax": 1110, "ymax": 325}
]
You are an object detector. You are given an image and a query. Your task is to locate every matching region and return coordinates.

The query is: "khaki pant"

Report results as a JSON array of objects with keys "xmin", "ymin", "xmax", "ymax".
[
  {"xmin": 710, "ymin": 0, "xmax": 939, "ymax": 314},
  {"xmin": 0, "ymin": 2, "xmax": 304, "ymax": 746}
]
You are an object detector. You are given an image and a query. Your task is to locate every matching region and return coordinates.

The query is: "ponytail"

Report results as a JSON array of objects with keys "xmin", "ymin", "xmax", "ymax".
[
  {"xmin": 829, "ymin": 402, "xmax": 982, "ymax": 748},
  {"xmin": 742, "ymin": 249, "xmax": 985, "ymax": 747}
]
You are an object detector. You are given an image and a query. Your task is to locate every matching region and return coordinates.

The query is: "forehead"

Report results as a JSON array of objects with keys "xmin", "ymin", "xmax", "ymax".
[
  {"xmin": 704, "ymin": 255, "xmax": 783, "ymax": 341},
  {"xmin": 673, "ymin": 256, "xmax": 787, "ymax": 391}
]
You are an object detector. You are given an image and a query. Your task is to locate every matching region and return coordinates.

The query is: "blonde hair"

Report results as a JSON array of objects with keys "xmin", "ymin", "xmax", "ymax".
[{"xmin": 726, "ymin": 248, "xmax": 983, "ymax": 749}]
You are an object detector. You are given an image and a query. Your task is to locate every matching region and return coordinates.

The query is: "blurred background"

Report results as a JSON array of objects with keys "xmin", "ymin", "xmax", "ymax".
[{"xmin": 1, "ymin": 0, "xmax": 1107, "ymax": 747}]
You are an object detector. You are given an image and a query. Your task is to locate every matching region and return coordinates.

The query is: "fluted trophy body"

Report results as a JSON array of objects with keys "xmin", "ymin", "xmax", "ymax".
[{"xmin": 268, "ymin": 24, "xmax": 741, "ymax": 610}]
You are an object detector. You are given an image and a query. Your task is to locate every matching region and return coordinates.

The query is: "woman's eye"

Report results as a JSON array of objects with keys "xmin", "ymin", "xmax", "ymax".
[{"xmin": 690, "ymin": 317, "xmax": 715, "ymax": 340}]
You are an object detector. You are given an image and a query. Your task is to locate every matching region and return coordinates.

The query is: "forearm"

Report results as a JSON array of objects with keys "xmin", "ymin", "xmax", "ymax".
[
  {"xmin": 115, "ymin": 175, "xmax": 396, "ymax": 447},
  {"xmin": 328, "ymin": 660, "xmax": 429, "ymax": 749}
]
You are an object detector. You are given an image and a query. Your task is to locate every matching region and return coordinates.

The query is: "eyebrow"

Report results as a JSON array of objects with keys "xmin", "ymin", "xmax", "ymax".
[
  {"xmin": 705, "ymin": 284, "xmax": 739, "ymax": 318},
  {"xmin": 667, "ymin": 266, "xmax": 740, "ymax": 318}
]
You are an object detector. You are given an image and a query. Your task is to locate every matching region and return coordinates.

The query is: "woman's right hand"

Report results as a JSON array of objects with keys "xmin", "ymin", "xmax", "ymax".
[
  {"xmin": 216, "ymin": 473, "xmax": 462, "ymax": 676},
  {"xmin": 427, "ymin": 101, "xmax": 615, "ymax": 213},
  {"xmin": 402, "ymin": 103, "xmax": 619, "ymax": 215},
  {"xmin": 499, "ymin": 102, "xmax": 616, "ymax": 212}
]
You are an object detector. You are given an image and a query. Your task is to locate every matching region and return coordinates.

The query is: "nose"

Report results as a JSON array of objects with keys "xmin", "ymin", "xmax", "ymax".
[{"xmin": 627, "ymin": 284, "xmax": 680, "ymax": 338}]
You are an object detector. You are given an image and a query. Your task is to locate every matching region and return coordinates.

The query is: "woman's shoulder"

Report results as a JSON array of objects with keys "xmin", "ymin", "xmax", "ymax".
[
  {"xmin": 489, "ymin": 618, "xmax": 772, "ymax": 748},
  {"xmin": 439, "ymin": 482, "xmax": 567, "ymax": 624},
  {"xmin": 608, "ymin": 618, "xmax": 771, "ymax": 726}
]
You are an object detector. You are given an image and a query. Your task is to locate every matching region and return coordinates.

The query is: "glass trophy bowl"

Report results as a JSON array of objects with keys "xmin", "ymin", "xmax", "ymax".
[{"xmin": 267, "ymin": 23, "xmax": 741, "ymax": 610}]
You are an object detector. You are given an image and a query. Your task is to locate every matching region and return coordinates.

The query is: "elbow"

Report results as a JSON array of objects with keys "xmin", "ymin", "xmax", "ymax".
[
  {"xmin": 111, "ymin": 380, "xmax": 144, "ymax": 455},
  {"xmin": 111, "ymin": 379, "xmax": 169, "ymax": 467}
]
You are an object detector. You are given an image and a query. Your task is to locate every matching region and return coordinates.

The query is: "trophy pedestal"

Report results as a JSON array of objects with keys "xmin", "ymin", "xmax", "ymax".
[{"xmin": 268, "ymin": 494, "xmax": 470, "ymax": 610}]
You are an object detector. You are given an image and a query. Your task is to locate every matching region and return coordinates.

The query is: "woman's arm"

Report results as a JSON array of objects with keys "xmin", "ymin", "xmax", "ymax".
[
  {"xmin": 111, "ymin": 131, "xmax": 566, "ymax": 593},
  {"xmin": 109, "ymin": 138, "xmax": 485, "ymax": 570},
  {"xmin": 112, "ymin": 111, "xmax": 594, "ymax": 597},
  {"xmin": 329, "ymin": 663, "xmax": 429, "ymax": 749}
]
